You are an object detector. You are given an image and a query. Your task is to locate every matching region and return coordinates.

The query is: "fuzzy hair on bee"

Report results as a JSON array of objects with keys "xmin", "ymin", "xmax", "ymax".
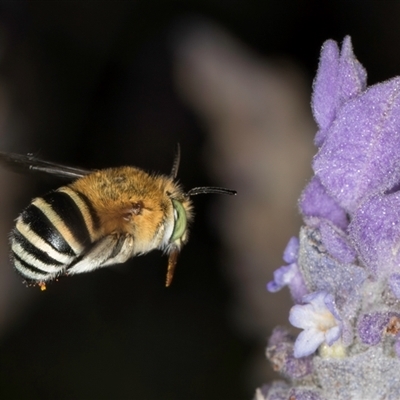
[{"xmin": 0, "ymin": 147, "xmax": 236, "ymax": 290}]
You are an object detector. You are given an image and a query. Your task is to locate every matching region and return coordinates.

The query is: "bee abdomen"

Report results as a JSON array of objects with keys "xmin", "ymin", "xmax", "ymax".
[{"xmin": 10, "ymin": 186, "xmax": 99, "ymax": 282}]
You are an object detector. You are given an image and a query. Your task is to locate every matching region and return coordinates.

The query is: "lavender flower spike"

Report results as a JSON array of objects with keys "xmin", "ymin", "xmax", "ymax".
[{"xmin": 256, "ymin": 36, "xmax": 400, "ymax": 400}]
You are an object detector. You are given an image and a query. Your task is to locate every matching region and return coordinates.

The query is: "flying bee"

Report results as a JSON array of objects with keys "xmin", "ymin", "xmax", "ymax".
[{"xmin": 0, "ymin": 147, "xmax": 236, "ymax": 290}]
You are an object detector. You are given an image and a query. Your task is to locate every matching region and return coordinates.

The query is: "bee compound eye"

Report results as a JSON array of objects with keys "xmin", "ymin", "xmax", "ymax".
[{"xmin": 170, "ymin": 199, "xmax": 187, "ymax": 242}]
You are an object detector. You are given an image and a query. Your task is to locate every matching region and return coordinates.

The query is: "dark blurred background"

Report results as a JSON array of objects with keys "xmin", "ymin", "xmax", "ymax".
[{"xmin": 0, "ymin": 1, "xmax": 399, "ymax": 399}]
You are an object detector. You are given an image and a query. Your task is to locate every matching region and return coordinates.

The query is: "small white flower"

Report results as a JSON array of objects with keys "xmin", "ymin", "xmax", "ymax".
[{"xmin": 289, "ymin": 291, "xmax": 341, "ymax": 358}]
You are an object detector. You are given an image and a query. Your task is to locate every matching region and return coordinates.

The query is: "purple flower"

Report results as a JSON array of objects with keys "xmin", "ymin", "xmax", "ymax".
[
  {"xmin": 299, "ymin": 176, "xmax": 348, "ymax": 230},
  {"xmin": 357, "ymin": 312, "xmax": 400, "ymax": 346},
  {"xmin": 267, "ymin": 265, "xmax": 294, "ymax": 293},
  {"xmin": 318, "ymin": 220, "xmax": 356, "ymax": 264},
  {"xmin": 350, "ymin": 192, "xmax": 400, "ymax": 277},
  {"xmin": 267, "ymin": 237, "xmax": 307, "ymax": 303},
  {"xmin": 282, "ymin": 236, "xmax": 299, "ymax": 264},
  {"xmin": 311, "ymin": 38, "xmax": 339, "ymax": 141},
  {"xmin": 289, "ymin": 292, "xmax": 341, "ymax": 358},
  {"xmin": 312, "ymin": 36, "xmax": 367, "ymax": 147},
  {"xmin": 259, "ymin": 36, "xmax": 400, "ymax": 399},
  {"xmin": 313, "ymin": 77, "xmax": 400, "ymax": 214}
]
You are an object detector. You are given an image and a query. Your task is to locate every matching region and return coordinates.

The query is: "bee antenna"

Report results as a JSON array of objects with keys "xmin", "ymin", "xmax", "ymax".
[
  {"xmin": 170, "ymin": 143, "xmax": 181, "ymax": 179},
  {"xmin": 186, "ymin": 186, "xmax": 237, "ymax": 196}
]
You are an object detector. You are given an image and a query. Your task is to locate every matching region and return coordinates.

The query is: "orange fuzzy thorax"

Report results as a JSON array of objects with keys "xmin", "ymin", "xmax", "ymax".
[{"xmin": 69, "ymin": 167, "xmax": 193, "ymax": 247}]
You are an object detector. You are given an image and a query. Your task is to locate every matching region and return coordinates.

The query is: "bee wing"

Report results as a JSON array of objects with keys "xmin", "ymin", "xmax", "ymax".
[{"xmin": 0, "ymin": 151, "xmax": 93, "ymax": 180}]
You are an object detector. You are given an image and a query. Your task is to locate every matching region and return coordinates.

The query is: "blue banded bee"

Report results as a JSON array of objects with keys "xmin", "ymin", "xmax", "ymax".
[{"xmin": 0, "ymin": 147, "xmax": 236, "ymax": 290}]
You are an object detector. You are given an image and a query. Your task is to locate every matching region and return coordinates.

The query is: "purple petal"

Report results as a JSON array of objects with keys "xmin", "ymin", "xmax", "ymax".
[
  {"xmin": 267, "ymin": 263, "xmax": 308, "ymax": 303},
  {"xmin": 319, "ymin": 220, "xmax": 356, "ymax": 264},
  {"xmin": 337, "ymin": 36, "xmax": 367, "ymax": 105},
  {"xmin": 313, "ymin": 77, "xmax": 400, "ymax": 213},
  {"xmin": 322, "ymin": 291, "xmax": 354, "ymax": 346},
  {"xmin": 267, "ymin": 265, "xmax": 293, "ymax": 292},
  {"xmin": 312, "ymin": 40, "xmax": 340, "ymax": 140},
  {"xmin": 325, "ymin": 325, "xmax": 341, "ymax": 345},
  {"xmin": 302, "ymin": 291, "xmax": 330, "ymax": 310},
  {"xmin": 287, "ymin": 265, "xmax": 308, "ymax": 304},
  {"xmin": 267, "ymin": 237, "xmax": 305, "ymax": 302},
  {"xmin": 313, "ymin": 36, "xmax": 367, "ymax": 147},
  {"xmin": 349, "ymin": 192, "xmax": 400, "ymax": 276},
  {"xmin": 283, "ymin": 237, "xmax": 299, "ymax": 264},
  {"xmin": 389, "ymin": 273, "xmax": 400, "ymax": 299},
  {"xmin": 320, "ymin": 291, "xmax": 340, "ymax": 320},
  {"xmin": 299, "ymin": 176, "xmax": 348, "ymax": 230},
  {"xmin": 357, "ymin": 312, "xmax": 391, "ymax": 345}
]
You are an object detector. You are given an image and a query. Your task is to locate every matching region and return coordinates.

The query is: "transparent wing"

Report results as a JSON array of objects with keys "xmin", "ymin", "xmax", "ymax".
[{"xmin": 0, "ymin": 151, "xmax": 93, "ymax": 180}]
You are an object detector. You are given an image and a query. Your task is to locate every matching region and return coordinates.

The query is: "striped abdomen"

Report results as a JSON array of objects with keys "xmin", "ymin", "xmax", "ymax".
[{"xmin": 10, "ymin": 186, "xmax": 100, "ymax": 283}]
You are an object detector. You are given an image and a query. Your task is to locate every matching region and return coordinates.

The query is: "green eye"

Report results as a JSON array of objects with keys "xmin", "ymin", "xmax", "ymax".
[{"xmin": 170, "ymin": 199, "xmax": 187, "ymax": 242}]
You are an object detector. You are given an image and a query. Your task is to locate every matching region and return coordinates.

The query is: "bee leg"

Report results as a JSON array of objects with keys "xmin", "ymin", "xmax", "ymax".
[
  {"xmin": 101, "ymin": 235, "xmax": 135, "ymax": 267},
  {"xmin": 67, "ymin": 234, "xmax": 134, "ymax": 275}
]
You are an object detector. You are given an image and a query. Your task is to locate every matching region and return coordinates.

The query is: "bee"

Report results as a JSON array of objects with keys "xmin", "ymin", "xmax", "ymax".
[{"xmin": 0, "ymin": 147, "xmax": 236, "ymax": 290}]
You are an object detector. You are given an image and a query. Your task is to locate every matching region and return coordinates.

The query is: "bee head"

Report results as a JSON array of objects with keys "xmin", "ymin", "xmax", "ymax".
[{"xmin": 165, "ymin": 144, "xmax": 236, "ymax": 286}]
